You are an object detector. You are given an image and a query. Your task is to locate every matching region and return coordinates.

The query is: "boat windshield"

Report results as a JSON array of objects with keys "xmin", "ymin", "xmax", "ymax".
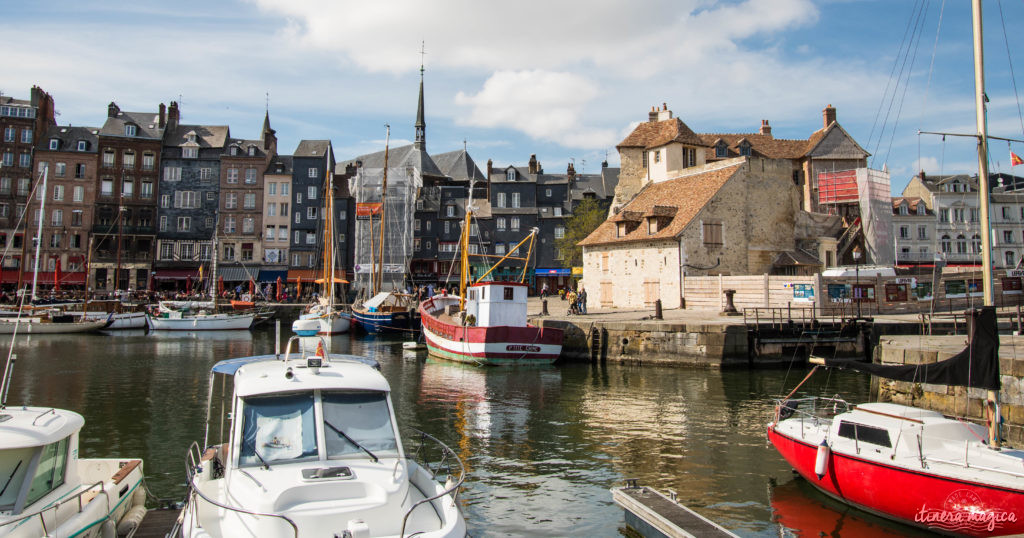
[
  {"xmin": 239, "ymin": 393, "xmax": 317, "ymax": 467},
  {"xmin": 322, "ymin": 391, "xmax": 399, "ymax": 459},
  {"xmin": 0, "ymin": 447, "xmax": 33, "ymax": 511}
]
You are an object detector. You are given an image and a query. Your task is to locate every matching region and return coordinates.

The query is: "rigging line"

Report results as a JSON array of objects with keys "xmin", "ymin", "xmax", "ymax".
[
  {"xmin": 867, "ymin": 0, "xmax": 925, "ymax": 162},
  {"xmin": 882, "ymin": 1, "xmax": 930, "ymax": 167},
  {"xmin": 875, "ymin": 0, "xmax": 930, "ymax": 166},
  {"xmin": 997, "ymin": 0, "xmax": 1024, "ymax": 136},
  {"xmin": 918, "ymin": 0, "xmax": 947, "ymax": 134}
]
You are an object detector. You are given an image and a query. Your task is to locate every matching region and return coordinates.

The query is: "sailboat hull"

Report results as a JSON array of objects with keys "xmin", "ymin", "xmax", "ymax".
[
  {"xmin": 352, "ymin": 309, "xmax": 418, "ymax": 334},
  {"xmin": 147, "ymin": 313, "xmax": 254, "ymax": 331},
  {"xmin": 0, "ymin": 317, "xmax": 110, "ymax": 334}
]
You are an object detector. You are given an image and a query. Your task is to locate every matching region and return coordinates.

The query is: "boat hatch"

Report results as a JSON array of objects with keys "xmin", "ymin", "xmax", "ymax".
[{"xmin": 837, "ymin": 421, "xmax": 892, "ymax": 448}]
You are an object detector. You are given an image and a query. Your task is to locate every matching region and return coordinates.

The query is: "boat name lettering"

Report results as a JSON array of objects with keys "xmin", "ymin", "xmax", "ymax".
[
  {"xmin": 506, "ymin": 345, "xmax": 540, "ymax": 352},
  {"xmin": 914, "ymin": 490, "xmax": 1017, "ymax": 532}
]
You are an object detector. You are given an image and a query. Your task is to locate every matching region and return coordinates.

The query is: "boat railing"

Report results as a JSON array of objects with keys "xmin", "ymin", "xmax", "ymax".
[
  {"xmin": 0, "ymin": 479, "xmax": 111, "ymax": 535},
  {"xmin": 399, "ymin": 429, "xmax": 466, "ymax": 538},
  {"xmin": 185, "ymin": 441, "xmax": 299, "ymax": 538},
  {"xmin": 772, "ymin": 396, "xmax": 849, "ymax": 431}
]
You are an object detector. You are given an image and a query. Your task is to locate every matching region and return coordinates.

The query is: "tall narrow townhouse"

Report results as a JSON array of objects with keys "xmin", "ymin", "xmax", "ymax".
[
  {"xmin": 262, "ymin": 155, "xmax": 293, "ymax": 287},
  {"xmin": 288, "ymin": 140, "xmax": 331, "ymax": 283}
]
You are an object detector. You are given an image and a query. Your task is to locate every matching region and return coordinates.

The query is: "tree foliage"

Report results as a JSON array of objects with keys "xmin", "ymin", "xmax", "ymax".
[{"xmin": 555, "ymin": 197, "xmax": 608, "ymax": 268}]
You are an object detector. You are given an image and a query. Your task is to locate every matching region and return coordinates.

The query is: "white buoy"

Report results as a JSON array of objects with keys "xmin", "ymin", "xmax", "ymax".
[{"xmin": 815, "ymin": 439, "xmax": 830, "ymax": 480}]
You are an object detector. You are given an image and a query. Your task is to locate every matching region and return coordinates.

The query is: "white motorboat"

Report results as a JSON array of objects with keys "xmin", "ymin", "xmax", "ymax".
[
  {"xmin": 0, "ymin": 407, "xmax": 148, "ymax": 537},
  {"xmin": 180, "ymin": 337, "xmax": 466, "ymax": 537},
  {"xmin": 147, "ymin": 311, "xmax": 254, "ymax": 331}
]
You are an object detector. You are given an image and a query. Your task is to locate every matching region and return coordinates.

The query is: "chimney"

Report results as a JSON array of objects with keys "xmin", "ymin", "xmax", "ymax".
[
  {"xmin": 823, "ymin": 104, "xmax": 836, "ymax": 128},
  {"xmin": 657, "ymin": 103, "xmax": 673, "ymax": 121},
  {"xmin": 760, "ymin": 119, "xmax": 772, "ymax": 137},
  {"xmin": 602, "ymin": 159, "xmax": 608, "ymax": 168},
  {"xmin": 107, "ymin": 102, "xmax": 120, "ymax": 118},
  {"xmin": 567, "ymin": 162, "xmax": 576, "ymax": 181},
  {"xmin": 159, "ymin": 103, "xmax": 166, "ymax": 128},
  {"xmin": 919, "ymin": 170, "xmax": 926, "ymax": 182},
  {"xmin": 648, "ymin": 106, "xmax": 658, "ymax": 123},
  {"xmin": 486, "ymin": 159, "xmax": 493, "ymax": 179},
  {"xmin": 528, "ymin": 154, "xmax": 538, "ymax": 174},
  {"xmin": 168, "ymin": 101, "xmax": 180, "ymax": 126}
]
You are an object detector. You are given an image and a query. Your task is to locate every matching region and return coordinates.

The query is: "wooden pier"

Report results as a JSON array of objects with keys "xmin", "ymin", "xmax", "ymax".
[
  {"xmin": 131, "ymin": 508, "xmax": 180, "ymax": 538},
  {"xmin": 612, "ymin": 480, "xmax": 737, "ymax": 538}
]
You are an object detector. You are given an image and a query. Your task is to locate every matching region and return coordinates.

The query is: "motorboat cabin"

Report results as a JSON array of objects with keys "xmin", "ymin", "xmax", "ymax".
[
  {"xmin": 182, "ymin": 338, "xmax": 466, "ymax": 537},
  {"xmin": 0, "ymin": 406, "xmax": 146, "ymax": 537}
]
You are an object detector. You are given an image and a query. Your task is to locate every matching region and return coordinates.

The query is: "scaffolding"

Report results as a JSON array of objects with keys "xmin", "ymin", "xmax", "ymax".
[{"xmin": 350, "ymin": 166, "xmax": 421, "ymax": 297}]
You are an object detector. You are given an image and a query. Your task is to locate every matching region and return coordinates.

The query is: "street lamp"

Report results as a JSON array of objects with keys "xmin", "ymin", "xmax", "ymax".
[{"xmin": 852, "ymin": 245, "xmax": 863, "ymax": 319}]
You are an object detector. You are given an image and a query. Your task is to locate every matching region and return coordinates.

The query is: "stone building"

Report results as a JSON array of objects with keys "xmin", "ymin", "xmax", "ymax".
[
  {"xmin": 579, "ymin": 156, "xmax": 802, "ymax": 310},
  {"xmin": 0, "ymin": 86, "xmax": 56, "ymax": 288},
  {"xmin": 891, "ymin": 196, "xmax": 935, "ymax": 268},
  {"xmin": 218, "ymin": 114, "xmax": 276, "ymax": 287},
  {"xmin": 901, "ymin": 173, "xmax": 983, "ymax": 268},
  {"xmin": 93, "ymin": 101, "xmax": 167, "ymax": 292},
  {"xmin": 31, "ymin": 125, "xmax": 99, "ymax": 290},
  {"xmin": 154, "ymin": 122, "xmax": 228, "ymax": 290}
]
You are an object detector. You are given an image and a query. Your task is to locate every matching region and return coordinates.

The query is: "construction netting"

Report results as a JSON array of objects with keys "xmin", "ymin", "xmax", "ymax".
[
  {"xmin": 857, "ymin": 167, "xmax": 895, "ymax": 266},
  {"xmin": 350, "ymin": 166, "xmax": 421, "ymax": 297}
]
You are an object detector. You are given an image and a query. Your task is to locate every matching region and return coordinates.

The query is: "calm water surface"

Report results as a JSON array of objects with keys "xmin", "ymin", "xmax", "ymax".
[{"xmin": 5, "ymin": 323, "xmax": 926, "ymax": 536}]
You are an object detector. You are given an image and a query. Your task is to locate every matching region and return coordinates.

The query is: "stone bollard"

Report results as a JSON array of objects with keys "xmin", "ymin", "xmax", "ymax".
[
  {"xmin": 721, "ymin": 289, "xmax": 740, "ymax": 316},
  {"xmin": 542, "ymin": 299, "xmax": 548, "ymax": 316},
  {"xmin": 654, "ymin": 299, "xmax": 663, "ymax": 320}
]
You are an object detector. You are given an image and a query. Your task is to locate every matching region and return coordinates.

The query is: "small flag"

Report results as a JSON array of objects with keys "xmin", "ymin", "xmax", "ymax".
[
  {"xmin": 315, "ymin": 341, "xmax": 326, "ymax": 358},
  {"xmin": 1012, "ymin": 151, "xmax": 1023, "ymax": 167}
]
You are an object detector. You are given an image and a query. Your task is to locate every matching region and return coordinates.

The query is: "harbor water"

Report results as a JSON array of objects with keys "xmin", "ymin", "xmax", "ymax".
[{"xmin": 6, "ymin": 323, "xmax": 928, "ymax": 536}]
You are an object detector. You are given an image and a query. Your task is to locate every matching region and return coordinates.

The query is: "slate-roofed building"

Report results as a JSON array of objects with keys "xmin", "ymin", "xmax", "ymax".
[
  {"xmin": 31, "ymin": 125, "xmax": 99, "ymax": 290},
  {"xmin": 262, "ymin": 155, "xmax": 293, "ymax": 284},
  {"xmin": 92, "ymin": 101, "xmax": 169, "ymax": 292},
  {"xmin": 288, "ymin": 139, "xmax": 331, "ymax": 278},
  {"xmin": 0, "ymin": 86, "xmax": 56, "ymax": 288},
  {"xmin": 580, "ymin": 156, "xmax": 804, "ymax": 310},
  {"xmin": 218, "ymin": 113, "xmax": 276, "ymax": 286}
]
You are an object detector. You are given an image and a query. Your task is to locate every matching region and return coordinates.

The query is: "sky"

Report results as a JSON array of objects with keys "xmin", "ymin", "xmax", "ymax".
[{"xmin": 4, "ymin": 0, "xmax": 1024, "ymax": 194}]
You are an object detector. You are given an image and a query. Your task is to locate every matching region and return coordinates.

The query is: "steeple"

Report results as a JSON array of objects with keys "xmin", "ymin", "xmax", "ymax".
[
  {"xmin": 414, "ymin": 42, "xmax": 426, "ymax": 151},
  {"xmin": 261, "ymin": 108, "xmax": 277, "ymax": 153}
]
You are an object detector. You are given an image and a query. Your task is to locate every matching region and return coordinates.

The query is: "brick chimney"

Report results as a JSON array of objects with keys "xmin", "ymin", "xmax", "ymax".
[
  {"xmin": 657, "ymin": 102, "xmax": 673, "ymax": 121},
  {"xmin": 760, "ymin": 119, "xmax": 772, "ymax": 137},
  {"xmin": 528, "ymin": 154, "xmax": 538, "ymax": 174},
  {"xmin": 107, "ymin": 102, "xmax": 120, "ymax": 118},
  {"xmin": 648, "ymin": 106, "xmax": 658, "ymax": 123},
  {"xmin": 567, "ymin": 162, "xmax": 576, "ymax": 181},
  {"xmin": 823, "ymin": 104, "xmax": 837, "ymax": 128},
  {"xmin": 159, "ymin": 103, "xmax": 166, "ymax": 128},
  {"xmin": 486, "ymin": 159, "xmax": 493, "ymax": 179},
  {"xmin": 167, "ymin": 101, "xmax": 180, "ymax": 127}
]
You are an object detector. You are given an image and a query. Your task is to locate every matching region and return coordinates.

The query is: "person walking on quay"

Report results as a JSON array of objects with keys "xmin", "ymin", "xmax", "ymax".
[
  {"xmin": 541, "ymin": 283, "xmax": 549, "ymax": 299},
  {"xmin": 578, "ymin": 286, "xmax": 587, "ymax": 315},
  {"xmin": 566, "ymin": 289, "xmax": 578, "ymax": 315}
]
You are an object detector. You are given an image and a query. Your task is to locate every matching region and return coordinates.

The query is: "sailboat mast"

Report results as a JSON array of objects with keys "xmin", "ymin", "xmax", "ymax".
[
  {"xmin": 972, "ymin": 0, "xmax": 994, "ymax": 307},
  {"xmin": 325, "ymin": 146, "xmax": 335, "ymax": 308},
  {"xmin": 377, "ymin": 125, "xmax": 390, "ymax": 296},
  {"xmin": 30, "ymin": 164, "xmax": 48, "ymax": 302}
]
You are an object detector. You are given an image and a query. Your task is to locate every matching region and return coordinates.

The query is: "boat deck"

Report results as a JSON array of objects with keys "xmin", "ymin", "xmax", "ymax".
[
  {"xmin": 133, "ymin": 508, "xmax": 181, "ymax": 537},
  {"xmin": 612, "ymin": 481, "xmax": 737, "ymax": 538}
]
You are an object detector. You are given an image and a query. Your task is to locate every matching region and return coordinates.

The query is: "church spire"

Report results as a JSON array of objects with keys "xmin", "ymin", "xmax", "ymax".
[{"xmin": 414, "ymin": 41, "xmax": 426, "ymax": 151}]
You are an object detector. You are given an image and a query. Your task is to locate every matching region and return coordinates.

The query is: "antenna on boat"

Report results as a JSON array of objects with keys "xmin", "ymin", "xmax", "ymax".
[{"xmin": 0, "ymin": 353, "xmax": 14, "ymax": 410}]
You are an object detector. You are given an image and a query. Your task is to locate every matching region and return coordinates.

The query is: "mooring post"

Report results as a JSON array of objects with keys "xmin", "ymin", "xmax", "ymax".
[
  {"xmin": 655, "ymin": 299, "xmax": 663, "ymax": 320},
  {"xmin": 721, "ymin": 289, "xmax": 739, "ymax": 316},
  {"xmin": 542, "ymin": 299, "xmax": 548, "ymax": 316}
]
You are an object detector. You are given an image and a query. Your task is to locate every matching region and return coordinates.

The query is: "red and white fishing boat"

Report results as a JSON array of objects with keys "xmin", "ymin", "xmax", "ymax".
[{"xmin": 419, "ymin": 198, "xmax": 562, "ymax": 365}]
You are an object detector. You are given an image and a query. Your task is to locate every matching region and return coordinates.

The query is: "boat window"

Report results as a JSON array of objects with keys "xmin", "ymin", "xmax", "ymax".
[
  {"xmin": 469, "ymin": 290, "xmax": 476, "ymax": 301},
  {"xmin": 322, "ymin": 391, "xmax": 398, "ymax": 459},
  {"xmin": 0, "ymin": 447, "xmax": 34, "ymax": 511},
  {"xmin": 838, "ymin": 421, "xmax": 891, "ymax": 448},
  {"xmin": 25, "ymin": 436, "xmax": 69, "ymax": 506},
  {"xmin": 504, "ymin": 287, "xmax": 514, "ymax": 301},
  {"xmin": 239, "ymin": 393, "xmax": 317, "ymax": 466}
]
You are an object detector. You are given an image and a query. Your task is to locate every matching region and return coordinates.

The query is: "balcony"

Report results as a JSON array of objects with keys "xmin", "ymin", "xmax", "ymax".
[{"xmin": 897, "ymin": 251, "xmax": 981, "ymax": 264}]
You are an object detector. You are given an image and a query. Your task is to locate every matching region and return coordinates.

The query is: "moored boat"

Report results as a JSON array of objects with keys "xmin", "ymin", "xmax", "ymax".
[
  {"xmin": 147, "ymin": 310, "xmax": 254, "ymax": 331},
  {"xmin": 352, "ymin": 292, "xmax": 417, "ymax": 334},
  {"xmin": 179, "ymin": 337, "xmax": 467, "ymax": 537}
]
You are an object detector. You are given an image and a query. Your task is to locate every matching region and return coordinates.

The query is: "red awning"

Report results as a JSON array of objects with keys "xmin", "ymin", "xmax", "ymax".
[
  {"xmin": 287, "ymin": 269, "xmax": 319, "ymax": 282},
  {"xmin": 6, "ymin": 271, "xmax": 87, "ymax": 285},
  {"xmin": 153, "ymin": 268, "xmax": 201, "ymax": 280}
]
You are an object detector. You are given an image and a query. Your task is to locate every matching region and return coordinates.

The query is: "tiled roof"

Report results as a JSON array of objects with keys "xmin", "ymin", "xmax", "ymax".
[
  {"xmin": 578, "ymin": 162, "xmax": 743, "ymax": 247},
  {"xmin": 891, "ymin": 196, "xmax": 929, "ymax": 214},
  {"xmin": 618, "ymin": 117, "xmax": 705, "ymax": 149},
  {"xmin": 698, "ymin": 133, "xmax": 810, "ymax": 160}
]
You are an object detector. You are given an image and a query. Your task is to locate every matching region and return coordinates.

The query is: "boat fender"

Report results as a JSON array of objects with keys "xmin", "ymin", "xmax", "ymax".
[
  {"xmin": 116, "ymin": 505, "xmax": 147, "ymax": 536},
  {"xmin": 100, "ymin": 518, "xmax": 116, "ymax": 538},
  {"xmin": 815, "ymin": 440, "xmax": 830, "ymax": 480},
  {"xmin": 131, "ymin": 484, "xmax": 147, "ymax": 507},
  {"xmin": 346, "ymin": 518, "xmax": 370, "ymax": 538}
]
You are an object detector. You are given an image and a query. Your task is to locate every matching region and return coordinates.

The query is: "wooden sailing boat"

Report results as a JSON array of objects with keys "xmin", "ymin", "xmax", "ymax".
[
  {"xmin": 351, "ymin": 125, "xmax": 418, "ymax": 334},
  {"xmin": 768, "ymin": 3, "xmax": 1024, "ymax": 534},
  {"xmin": 418, "ymin": 185, "xmax": 563, "ymax": 365},
  {"xmin": 293, "ymin": 145, "xmax": 350, "ymax": 335}
]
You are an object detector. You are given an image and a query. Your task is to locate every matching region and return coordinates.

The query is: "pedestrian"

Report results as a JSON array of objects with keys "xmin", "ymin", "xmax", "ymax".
[
  {"xmin": 541, "ymin": 283, "xmax": 548, "ymax": 299},
  {"xmin": 578, "ymin": 286, "xmax": 587, "ymax": 315},
  {"xmin": 427, "ymin": 283, "xmax": 435, "ymax": 297},
  {"xmin": 566, "ymin": 289, "xmax": 577, "ymax": 315}
]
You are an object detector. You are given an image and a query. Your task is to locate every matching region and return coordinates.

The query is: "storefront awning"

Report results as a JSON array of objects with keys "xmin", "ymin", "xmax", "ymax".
[
  {"xmin": 258, "ymin": 270, "xmax": 288, "ymax": 282},
  {"xmin": 152, "ymin": 268, "xmax": 200, "ymax": 280},
  {"xmin": 535, "ymin": 268, "xmax": 571, "ymax": 276},
  {"xmin": 218, "ymin": 266, "xmax": 258, "ymax": 282}
]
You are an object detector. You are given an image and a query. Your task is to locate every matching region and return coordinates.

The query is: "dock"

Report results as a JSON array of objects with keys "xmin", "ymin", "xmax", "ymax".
[
  {"xmin": 612, "ymin": 480, "xmax": 737, "ymax": 538},
  {"xmin": 131, "ymin": 508, "xmax": 181, "ymax": 538}
]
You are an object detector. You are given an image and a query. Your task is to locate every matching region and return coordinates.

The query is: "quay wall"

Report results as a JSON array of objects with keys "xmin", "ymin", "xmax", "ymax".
[{"xmin": 874, "ymin": 335, "xmax": 1024, "ymax": 446}]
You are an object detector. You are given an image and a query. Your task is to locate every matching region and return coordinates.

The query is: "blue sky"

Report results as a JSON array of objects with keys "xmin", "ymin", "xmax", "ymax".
[{"xmin": 5, "ymin": 0, "xmax": 1024, "ymax": 193}]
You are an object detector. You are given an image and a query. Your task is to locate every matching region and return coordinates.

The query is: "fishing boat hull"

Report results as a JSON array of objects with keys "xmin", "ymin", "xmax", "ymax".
[
  {"xmin": 419, "ymin": 299, "xmax": 562, "ymax": 365},
  {"xmin": 768, "ymin": 411, "xmax": 1024, "ymax": 536},
  {"xmin": 0, "ymin": 317, "xmax": 110, "ymax": 334},
  {"xmin": 146, "ymin": 313, "xmax": 254, "ymax": 331}
]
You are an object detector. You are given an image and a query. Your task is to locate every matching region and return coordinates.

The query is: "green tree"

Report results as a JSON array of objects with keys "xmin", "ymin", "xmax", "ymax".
[{"xmin": 555, "ymin": 197, "xmax": 608, "ymax": 268}]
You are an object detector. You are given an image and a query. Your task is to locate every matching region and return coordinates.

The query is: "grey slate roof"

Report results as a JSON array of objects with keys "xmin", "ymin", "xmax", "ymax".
[
  {"xmin": 571, "ymin": 168, "xmax": 620, "ymax": 201},
  {"xmin": 294, "ymin": 140, "xmax": 330, "ymax": 157},
  {"xmin": 38, "ymin": 125, "xmax": 99, "ymax": 152},
  {"xmin": 100, "ymin": 110, "xmax": 164, "ymax": 139},
  {"xmin": 166, "ymin": 124, "xmax": 229, "ymax": 148},
  {"xmin": 339, "ymin": 144, "xmax": 444, "ymax": 178},
  {"xmin": 225, "ymin": 138, "xmax": 269, "ymax": 157},
  {"xmin": 432, "ymin": 149, "xmax": 486, "ymax": 181},
  {"xmin": 266, "ymin": 155, "xmax": 294, "ymax": 175}
]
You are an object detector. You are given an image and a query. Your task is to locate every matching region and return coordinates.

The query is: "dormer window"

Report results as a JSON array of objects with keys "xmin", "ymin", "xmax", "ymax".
[
  {"xmin": 715, "ymin": 143, "xmax": 728, "ymax": 158},
  {"xmin": 899, "ymin": 204, "xmax": 908, "ymax": 215},
  {"xmin": 739, "ymin": 143, "xmax": 752, "ymax": 156},
  {"xmin": 49, "ymin": 139, "xmax": 59, "ymax": 150},
  {"xmin": 617, "ymin": 222, "xmax": 627, "ymax": 237},
  {"xmin": 182, "ymin": 147, "xmax": 198, "ymax": 159},
  {"xmin": 507, "ymin": 169, "xmax": 517, "ymax": 181},
  {"xmin": 124, "ymin": 124, "xmax": 137, "ymax": 137},
  {"xmin": 230, "ymin": 146, "xmax": 239, "ymax": 156},
  {"xmin": 248, "ymin": 146, "xmax": 256, "ymax": 157},
  {"xmin": 917, "ymin": 204, "xmax": 926, "ymax": 216},
  {"xmin": 187, "ymin": 133, "xmax": 197, "ymax": 144},
  {"xmin": 77, "ymin": 140, "xmax": 87, "ymax": 152},
  {"xmin": 647, "ymin": 217, "xmax": 659, "ymax": 234}
]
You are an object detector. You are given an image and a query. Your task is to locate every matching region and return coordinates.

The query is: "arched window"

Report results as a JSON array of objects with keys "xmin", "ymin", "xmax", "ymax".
[
  {"xmin": 956, "ymin": 234, "xmax": 967, "ymax": 254},
  {"xmin": 941, "ymin": 235, "xmax": 951, "ymax": 253}
]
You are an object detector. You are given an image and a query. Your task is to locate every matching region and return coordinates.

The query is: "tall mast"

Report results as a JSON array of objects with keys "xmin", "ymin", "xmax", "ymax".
[
  {"xmin": 376, "ymin": 125, "xmax": 390, "ymax": 296},
  {"xmin": 325, "ymin": 145, "xmax": 335, "ymax": 308},
  {"xmin": 115, "ymin": 170, "xmax": 124, "ymax": 292},
  {"xmin": 459, "ymin": 184, "xmax": 473, "ymax": 310},
  {"xmin": 211, "ymin": 211, "xmax": 219, "ymax": 307},
  {"xmin": 30, "ymin": 164, "xmax": 48, "ymax": 302}
]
